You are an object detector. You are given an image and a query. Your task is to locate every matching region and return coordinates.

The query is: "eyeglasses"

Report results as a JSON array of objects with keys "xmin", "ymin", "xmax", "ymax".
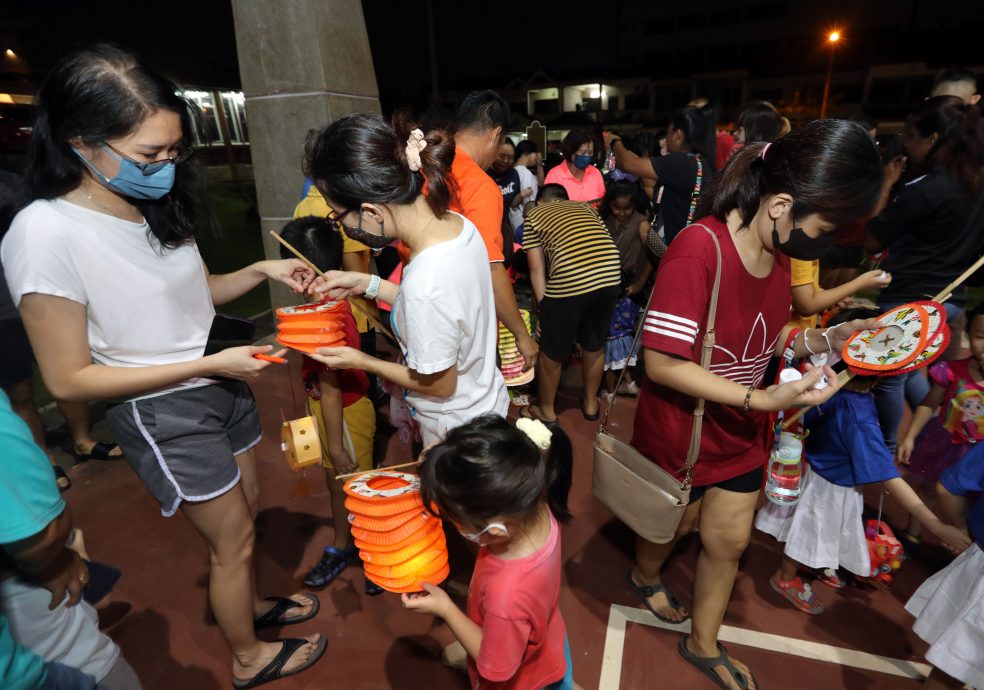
[{"xmin": 102, "ymin": 142, "xmax": 195, "ymax": 175}]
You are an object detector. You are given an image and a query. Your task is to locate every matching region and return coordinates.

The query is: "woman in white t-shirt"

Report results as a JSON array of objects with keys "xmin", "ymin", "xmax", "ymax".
[
  {"xmin": 1, "ymin": 44, "xmax": 326, "ymax": 687},
  {"xmin": 302, "ymin": 112, "xmax": 509, "ymax": 445}
]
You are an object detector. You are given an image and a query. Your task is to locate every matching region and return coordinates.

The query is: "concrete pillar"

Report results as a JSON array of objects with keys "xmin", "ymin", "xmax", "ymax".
[{"xmin": 230, "ymin": 0, "xmax": 382, "ymax": 309}]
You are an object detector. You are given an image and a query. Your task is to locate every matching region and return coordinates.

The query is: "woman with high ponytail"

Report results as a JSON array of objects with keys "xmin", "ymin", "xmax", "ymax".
[
  {"xmin": 307, "ymin": 113, "xmax": 509, "ymax": 444},
  {"xmin": 622, "ymin": 120, "xmax": 883, "ymax": 689},
  {"xmin": 866, "ymin": 95, "xmax": 984, "ymax": 457}
]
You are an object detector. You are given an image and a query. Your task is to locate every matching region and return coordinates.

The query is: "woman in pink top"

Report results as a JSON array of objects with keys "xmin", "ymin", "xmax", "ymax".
[
  {"xmin": 404, "ymin": 414, "xmax": 579, "ymax": 690},
  {"xmin": 544, "ymin": 129, "xmax": 605, "ymax": 204}
]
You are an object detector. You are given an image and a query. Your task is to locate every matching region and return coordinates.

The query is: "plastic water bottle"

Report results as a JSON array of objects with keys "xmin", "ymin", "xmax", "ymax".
[{"xmin": 765, "ymin": 432, "xmax": 803, "ymax": 505}]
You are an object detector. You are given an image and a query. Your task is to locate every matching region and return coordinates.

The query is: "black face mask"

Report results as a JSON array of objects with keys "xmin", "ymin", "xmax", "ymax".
[
  {"xmin": 340, "ymin": 213, "xmax": 393, "ymax": 250},
  {"xmin": 771, "ymin": 218, "xmax": 834, "ymax": 261}
]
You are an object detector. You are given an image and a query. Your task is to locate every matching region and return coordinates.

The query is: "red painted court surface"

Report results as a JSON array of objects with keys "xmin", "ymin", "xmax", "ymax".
[{"xmin": 63, "ymin": 354, "xmax": 947, "ymax": 689}]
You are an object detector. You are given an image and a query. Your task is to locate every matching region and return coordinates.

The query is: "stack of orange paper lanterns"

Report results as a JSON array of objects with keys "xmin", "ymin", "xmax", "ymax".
[
  {"xmin": 275, "ymin": 300, "xmax": 348, "ymax": 353},
  {"xmin": 343, "ymin": 471, "xmax": 449, "ymax": 593}
]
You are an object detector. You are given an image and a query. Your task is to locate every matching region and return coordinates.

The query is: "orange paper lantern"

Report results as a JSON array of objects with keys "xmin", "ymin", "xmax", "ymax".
[
  {"xmin": 275, "ymin": 300, "xmax": 349, "ymax": 353},
  {"xmin": 343, "ymin": 471, "xmax": 449, "ymax": 593}
]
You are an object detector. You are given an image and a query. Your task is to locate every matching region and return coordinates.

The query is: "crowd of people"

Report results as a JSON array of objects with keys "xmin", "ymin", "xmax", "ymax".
[{"xmin": 1, "ymin": 43, "xmax": 983, "ymax": 690}]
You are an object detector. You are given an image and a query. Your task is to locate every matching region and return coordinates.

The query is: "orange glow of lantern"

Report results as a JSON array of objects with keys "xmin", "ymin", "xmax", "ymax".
[
  {"xmin": 275, "ymin": 300, "xmax": 349, "ymax": 353},
  {"xmin": 344, "ymin": 471, "xmax": 449, "ymax": 592}
]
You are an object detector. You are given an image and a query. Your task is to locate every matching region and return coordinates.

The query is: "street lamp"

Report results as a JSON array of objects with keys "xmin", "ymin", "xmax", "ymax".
[{"xmin": 820, "ymin": 30, "xmax": 841, "ymax": 118}]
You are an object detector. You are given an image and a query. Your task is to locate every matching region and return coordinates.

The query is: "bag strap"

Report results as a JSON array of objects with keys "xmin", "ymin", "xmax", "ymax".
[
  {"xmin": 680, "ymin": 224, "xmax": 722, "ymax": 489},
  {"xmin": 600, "ymin": 224, "xmax": 723, "ymax": 491}
]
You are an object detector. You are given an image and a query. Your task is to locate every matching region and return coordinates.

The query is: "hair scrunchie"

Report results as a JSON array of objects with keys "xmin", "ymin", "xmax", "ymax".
[{"xmin": 405, "ymin": 129, "xmax": 427, "ymax": 172}]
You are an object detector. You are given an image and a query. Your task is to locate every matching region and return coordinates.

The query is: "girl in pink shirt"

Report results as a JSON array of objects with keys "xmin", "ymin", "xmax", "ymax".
[{"xmin": 403, "ymin": 414, "xmax": 578, "ymax": 690}]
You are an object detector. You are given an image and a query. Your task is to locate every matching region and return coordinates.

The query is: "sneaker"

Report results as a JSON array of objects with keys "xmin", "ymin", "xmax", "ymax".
[
  {"xmin": 616, "ymin": 380, "xmax": 640, "ymax": 397},
  {"xmin": 769, "ymin": 574, "xmax": 824, "ymax": 614},
  {"xmin": 304, "ymin": 546, "xmax": 356, "ymax": 588},
  {"xmin": 600, "ymin": 390, "xmax": 616, "ymax": 406}
]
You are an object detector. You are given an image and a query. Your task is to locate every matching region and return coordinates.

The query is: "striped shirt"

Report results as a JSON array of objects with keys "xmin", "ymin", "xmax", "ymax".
[{"xmin": 523, "ymin": 201, "xmax": 621, "ymax": 298}]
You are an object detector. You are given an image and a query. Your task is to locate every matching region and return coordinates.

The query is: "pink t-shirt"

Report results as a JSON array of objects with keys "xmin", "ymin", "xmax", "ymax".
[
  {"xmin": 931, "ymin": 358, "xmax": 984, "ymax": 445},
  {"xmin": 544, "ymin": 162, "xmax": 605, "ymax": 204},
  {"xmin": 467, "ymin": 513, "xmax": 567, "ymax": 690}
]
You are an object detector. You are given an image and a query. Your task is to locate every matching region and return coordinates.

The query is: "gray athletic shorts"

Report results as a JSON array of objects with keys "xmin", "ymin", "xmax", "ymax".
[{"xmin": 106, "ymin": 381, "xmax": 262, "ymax": 517}]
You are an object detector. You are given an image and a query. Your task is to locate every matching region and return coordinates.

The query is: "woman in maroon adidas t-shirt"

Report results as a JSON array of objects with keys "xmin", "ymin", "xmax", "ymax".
[{"xmin": 626, "ymin": 120, "xmax": 883, "ymax": 690}]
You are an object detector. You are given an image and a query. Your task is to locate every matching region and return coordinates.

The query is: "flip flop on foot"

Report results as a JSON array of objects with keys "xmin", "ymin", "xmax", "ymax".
[
  {"xmin": 232, "ymin": 636, "xmax": 327, "ymax": 689},
  {"xmin": 74, "ymin": 441, "xmax": 124, "ymax": 463},
  {"xmin": 627, "ymin": 570, "xmax": 689, "ymax": 623},
  {"xmin": 254, "ymin": 594, "xmax": 320, "ymax": 630},
  {"xmin": 53, "ymin": 465, "xmax": 71, "ymax": 492},
  {"xmin": 770, "ymin": 573, "xmax": 824, "ymax": 614},
  {"xmin": 520, "ymin": 404, "xmax": 558, "ymax": 427},
  {"xmin": 580, "ymin": 398, "xmax": 600, "ymax": 421},
  {"xmin": 678, "ymin": 636, "xmax": 758, "ymax": 690}
]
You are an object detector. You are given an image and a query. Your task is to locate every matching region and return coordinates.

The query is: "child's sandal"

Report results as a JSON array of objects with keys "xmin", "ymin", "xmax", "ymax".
[
  {"xmin": 770, "ymin": 574, "xmax": 824, "ymax": 615},
  {"xmin": 817, "ymin": 568, "xmax": 847, "ymax": 589}
]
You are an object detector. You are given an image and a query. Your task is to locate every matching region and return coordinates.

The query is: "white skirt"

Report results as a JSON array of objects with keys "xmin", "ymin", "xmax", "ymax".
[
  {"xmin": 905, "ymin": 543, "xmax": 984, "ymax": 688},
  {"xmin": 754, "ymin": 465, "xmax": 871, "ymax": 576}
]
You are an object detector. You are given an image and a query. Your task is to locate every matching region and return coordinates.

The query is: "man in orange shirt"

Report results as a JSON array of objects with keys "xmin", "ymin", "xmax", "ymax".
[{"xmin": 451, "ymin": 91, "xmax": 538, "ymax": 372}]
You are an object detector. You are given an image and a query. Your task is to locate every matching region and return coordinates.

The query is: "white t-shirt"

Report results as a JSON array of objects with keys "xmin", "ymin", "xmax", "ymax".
[
  {"xmin": 511, "ymin": 165, "xmax": 539, "ymax": 232},
  {"xmin": 392, "ymin": 214, "xmax": 509, "ymax": 444},
  {"xmin": 2, "ymin": 199, "xmax": 216, "ymax": 399}
]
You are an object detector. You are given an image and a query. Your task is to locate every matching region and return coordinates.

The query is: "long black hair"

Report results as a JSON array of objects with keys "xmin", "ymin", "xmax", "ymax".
[
  {"xmin": 304, "ymin": 112, "xmax": 458, "ymax": 217},
  {"xmin": 671, "ymin": 104, "xmax": 717, "ymax": 172},
  {"xmin": 908, "ymin": 95, "xmax": 984, "ymax": 198},
  {"xmin": 25, "ymin": 43, "xmax": 204, "ymax": 249},
  {"xmin": 697, "ymin": 119, "xmax": 883, "ymax": 228},
  {"xmin": 419, "ymin": 414, "xmax": 573, "ymax": 527}
]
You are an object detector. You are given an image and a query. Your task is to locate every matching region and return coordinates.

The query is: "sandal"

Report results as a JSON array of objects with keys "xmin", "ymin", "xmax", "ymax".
[
  {"xmin": 678, "ymin": 636, "xmax": 758, "ymax": 690},
  {"xmin": 520, "ymin": 404, "xmax": 558, "ymax": 427},
  {"xmin": 231, "ymin": 636, "xmax": 327, "ymax": 689},
  {"xmin": 817, "ymin": 568, "xmax": 846, "ymax": 589},
  {"xmin": 304, "ymin": 546, "xmax": 356, "ymax": 588},
  {"xmin": 254, "ymin": 594, "xmax": 320, "ymax": 630},
  {"xmin": 74, "ymin": 441, "xmax": 123, "ymax": 463},
  {"xmin": 627, "ymin": 570, "xmax": 689, "ymax": 624},
  {"xmin": 53, "ymin": 465, "xmax": 71, "ymax": 492},
  {"xmin": 364, "ymin": 578, "xmax": 384, "ymax": 596},
  {"xmin": 580, "ymin": 398, "xmax": 600, "ymax": 421},
  {"xmin": 770, "ymin": 573, "xmax": 824, "ymax": 614}
]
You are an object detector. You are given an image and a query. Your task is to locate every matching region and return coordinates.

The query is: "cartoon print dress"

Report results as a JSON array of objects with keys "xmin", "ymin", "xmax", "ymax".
[{"xmin": 908, "ymin": 359, "xmax": 984, "ymax": 482}]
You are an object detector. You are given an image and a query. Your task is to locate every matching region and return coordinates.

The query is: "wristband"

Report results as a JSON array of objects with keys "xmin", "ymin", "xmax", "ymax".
[
  {"xmin": 364, "ymin": 274, "xmax": 381, "ymax": 300},
  {"xmin": 803, "ymin": 328, "xmax": 819, "ymax": 356},
  {"xmin": 822, "ymin": 323, "xmax": 843, "ymax": 353}
]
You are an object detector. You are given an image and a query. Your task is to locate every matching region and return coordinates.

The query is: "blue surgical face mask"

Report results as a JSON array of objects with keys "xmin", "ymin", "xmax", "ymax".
[
  {"xmin": 572, "ymin": 154, "xmax": 593, "ymax": 170},
  {"xmin": 73, "ymin": 145, "xmax": 176, "ymax": 200}
]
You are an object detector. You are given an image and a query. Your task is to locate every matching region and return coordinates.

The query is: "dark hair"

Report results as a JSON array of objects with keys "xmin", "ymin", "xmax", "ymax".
[
  {"xmin": 933, "ymin": 68, "xmax": 979, "ymax": 94},
  {"xmin": 966, "ymin": 303, "xmax": 984, "ymax": 332},
  {"xmin": 737, "ymin": 102, "xmax": 782, "ymax": 144},
  {"xmin": 455, "ymin": 90, "xmax": 510, "ymax": 134},
  {"xmin": 278, "ymin": 216, "xmax": 343, "ymax": 273},
  {"xmin": 698, "ymin": 119, "xmax": 883, "ymax": 228},
  {"xmin": 25, "ymin": 43, "xmax": 203, "ymax": 249},
  {"xmin": 514, "ymin": 139, "xmax": 539, "ymax": 159},
  {"xmin": 538, "ymin": 183, "xmax": 569, "ymax": 202},
  {"xmin": 501, "ymin": 137, "xmax": 515, "ymax": 150},
  {"xmin": 601, "ymin": 179, "xmax": 647, "ymax": 219},
  {"xmin": 419, "ymin": 414, "xmax": 573, "ymax": 526},
  {"xmin": 907, "ymin": 95, "xmax": 984, "ymax": 197},
  {"xmin": 0, "ymin": 170, "xmax": 30, "ymax": 239},
  {"xmin": 629, "ymin": 131, "xmax": 661, "ymax": 158},
  {"xmin": 561, "ymin": 129, "xmax": 594, "ymax": 161},
  {"xmin": 670, "ymin": 105, "xmax": 717, "ymax": 172},
  {"xmin": 304, "ymin": 112, "xmax": 458, "ymax": 217}
]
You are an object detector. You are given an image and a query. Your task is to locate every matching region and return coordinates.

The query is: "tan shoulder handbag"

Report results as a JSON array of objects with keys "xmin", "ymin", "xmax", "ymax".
[{"xmin": 591, "ymin": 224, "xmax": 722, "ymax": 543}]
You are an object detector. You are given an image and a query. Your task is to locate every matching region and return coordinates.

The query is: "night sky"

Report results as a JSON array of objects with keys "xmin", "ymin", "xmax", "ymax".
[{"xmin": 1, "ymin": 0, "xmax": 983, "ymax": 109}]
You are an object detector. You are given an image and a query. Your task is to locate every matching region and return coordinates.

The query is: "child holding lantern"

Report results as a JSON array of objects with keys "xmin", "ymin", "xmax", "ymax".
[
  {"xmin": 278, "ymin": 216, "xmax": 381, "ymax": 593},
  {"xmin": 403, "ymin": 414, "xmax": 581, "ymax": 690}
]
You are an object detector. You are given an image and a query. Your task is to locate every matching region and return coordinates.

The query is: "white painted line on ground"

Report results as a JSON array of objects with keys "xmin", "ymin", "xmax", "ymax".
[{"xmin": 599, "ymin": 604, "xmax": 931, "ymax": 689}]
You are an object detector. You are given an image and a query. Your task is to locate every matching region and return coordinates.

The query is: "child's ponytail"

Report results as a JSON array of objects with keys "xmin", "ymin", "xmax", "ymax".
[{"xmin": 543, "ymin": 425, "xmax": 573, "ymax": 522}]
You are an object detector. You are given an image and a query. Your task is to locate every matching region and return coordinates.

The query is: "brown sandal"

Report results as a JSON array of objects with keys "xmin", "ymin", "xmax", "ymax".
[{"xmin": 520, "ymin": 404, "xmax": 559, "ymax": 427}]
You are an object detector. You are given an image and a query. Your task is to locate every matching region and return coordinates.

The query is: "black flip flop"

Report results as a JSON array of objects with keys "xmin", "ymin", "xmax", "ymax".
[
  {"xmin": 254, "ymin": 594, "xmax": 320, "ymax": 630},
  {"xmin": 627, "ymin": 570, "xmax": 690, "ymax": 624},
  {"xmin": 75, "ymin": 441, "xmax": 123, "ymax": 463},
  {"xmin": 678, "ymin": 636, "xmax": 758, "ymax": 690},
  {"xmin": 231, "ymin": 636, "xmax": 327, "ymax": 689},
  {"xmin": 53, "ymin": 465, "xmax": 71, "ymax": 492},
  {"xmin": 520, "ymin": 404, "xmax": 559, "ymax": 428},
  {"xmin": 83, "ymin": 560, "xmax": 122, "ymax": 606}
]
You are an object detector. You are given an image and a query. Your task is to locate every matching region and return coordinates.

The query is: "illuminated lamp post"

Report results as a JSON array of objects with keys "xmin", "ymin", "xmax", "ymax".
[{"xmin": 820, "ymin": 30, "xmax": 841, "ymax": 119}]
